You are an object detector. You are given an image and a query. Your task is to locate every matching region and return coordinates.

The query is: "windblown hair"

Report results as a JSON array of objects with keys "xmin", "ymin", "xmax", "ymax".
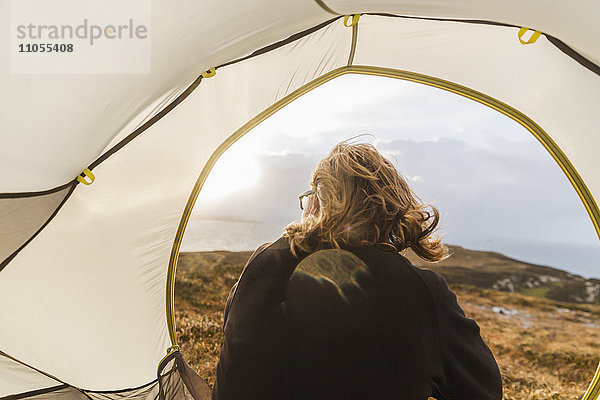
[{"xmin": 284, "ymin": 140, "xmax": 449, "ymax": 262}]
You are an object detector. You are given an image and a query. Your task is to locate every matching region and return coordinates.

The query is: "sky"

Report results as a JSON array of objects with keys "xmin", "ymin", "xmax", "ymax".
[{"xmin": 181, "ymin": 74, "xmax": 600, "ymax": 278}]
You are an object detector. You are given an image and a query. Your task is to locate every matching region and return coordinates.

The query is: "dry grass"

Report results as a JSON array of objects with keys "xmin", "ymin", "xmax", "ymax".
[
  {"xmin": 174, "ymin": 251, "xmax": 600, "ymax": 399},
  {"xmin": 455, "ymin": 285, "xmax": 600, "ymax": 400}
]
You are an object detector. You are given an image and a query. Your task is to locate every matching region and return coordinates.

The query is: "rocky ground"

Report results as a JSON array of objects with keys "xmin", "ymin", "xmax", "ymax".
[{"xmin": 174, "ymin": 245, "xmax": 600, "ymax": 400}]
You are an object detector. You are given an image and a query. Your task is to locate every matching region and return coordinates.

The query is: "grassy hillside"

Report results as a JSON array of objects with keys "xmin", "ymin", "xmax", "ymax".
[
  {"xmin": 403, "ymin": 245, "xmax": 600, "ymax": 305},
  {"xmin": 174, "ymin": 245, "xmax": 600, "ymax": 400}
]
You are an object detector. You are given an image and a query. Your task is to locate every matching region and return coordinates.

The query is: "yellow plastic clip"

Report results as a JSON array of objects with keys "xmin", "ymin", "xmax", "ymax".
[
  {"xmin": 157, "ymin": 344, "xmax": 181, "ymax": 376},
  {"xmin": 343, "ymin": 14, "xmax": 360, "ymax": 27},
  {"xmin": 166, "ymin": 345, "xmax": 180, "ymax": 354},
  {"xmin": 201, "ymin": 67, "xmax": 216, "ymax": 78},
  {"xmin": 76, "ymin": 168, "xmax": 95, "ymax": 185},
  {"xmin": 518, "ymin": 27, "xmax": 541, "ymax": 45}
]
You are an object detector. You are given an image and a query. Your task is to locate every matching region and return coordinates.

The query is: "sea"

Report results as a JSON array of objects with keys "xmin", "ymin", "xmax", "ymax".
[{"xmin": 181, "ymin": 219, "xmax": 600, "ymax": 279}]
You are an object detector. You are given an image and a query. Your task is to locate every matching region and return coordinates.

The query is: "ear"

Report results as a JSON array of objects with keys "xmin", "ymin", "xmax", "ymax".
[{"xmin": 310, "ymin": 194, "xmax": 320, "ymax": 213}]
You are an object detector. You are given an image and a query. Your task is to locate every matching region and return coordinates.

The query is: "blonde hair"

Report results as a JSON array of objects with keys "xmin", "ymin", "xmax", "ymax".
[{"xmin": 284, "ymin": 140, "xmax": 449, "ymax": 262}]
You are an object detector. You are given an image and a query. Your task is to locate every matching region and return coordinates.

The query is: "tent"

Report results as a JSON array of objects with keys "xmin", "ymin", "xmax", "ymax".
[{"xmin": 1, "ymin": 0, "xmax": 599, "ymax": 399}]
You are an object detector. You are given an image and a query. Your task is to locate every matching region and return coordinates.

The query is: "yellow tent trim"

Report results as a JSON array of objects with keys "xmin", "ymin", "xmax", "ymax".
[
  {"xmin": 346, "ymin": 15, "xmax": 359, "ymax": 66},
  {"xmin": 165, "ymin": 65, "xmax": 600, "ymax": 400}
]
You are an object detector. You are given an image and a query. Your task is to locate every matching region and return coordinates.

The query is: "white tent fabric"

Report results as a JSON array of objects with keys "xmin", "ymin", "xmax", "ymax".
[
  {"xmin": 0, "ymin": 0, "xmax": 332, "ymax": 192},
  {"xmin": 1, "ymin": 0, "xmax": 599, "ymax": 398},
  {"xmin": 327, "ymin": 0, "xmax": 600, "ymax": 65}
]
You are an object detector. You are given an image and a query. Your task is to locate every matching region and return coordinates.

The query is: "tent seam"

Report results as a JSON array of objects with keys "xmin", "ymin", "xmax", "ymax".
[
  {"xmin": 546, "ymin": 35, "xmax": 600, "ymax": 77},
  {"xmin": 0, "ymin": 349, "xmax": 160, "ymax": 396},
  {"xmin": 0, "ymin": 180, "xmax": 75, "ymax": 199},
  {"xmin": 83, "ymin": 379, "xmax": 159, "ymax": 394},
  {"xmin": 87, "ymin": 75, "xmax": 204, "ymax": 171},
  {"xmin": 0, "ymin": 385, "xmax": 67, "ymax": 400},
  {"xmin": 217, "ymin": 17, "xmax": 340, "ymax": 70},
  {"xmin": 0, "ymin": 182, "xmax": 77, "ymax": 272},
  {"xmin": 0, "ymin": 350, "xmax": 72, "ymax": 391},
  {"xmin": 312, "ymin": 0, "xmax": 340, "ymax": 15}
]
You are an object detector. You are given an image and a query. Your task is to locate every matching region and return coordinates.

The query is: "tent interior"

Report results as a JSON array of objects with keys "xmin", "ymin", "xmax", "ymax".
[{"xmin": 1, "ymin": 1, "xmax": 599, "ymax": 399}]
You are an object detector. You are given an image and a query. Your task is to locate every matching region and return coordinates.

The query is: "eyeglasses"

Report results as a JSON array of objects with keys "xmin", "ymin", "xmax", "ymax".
[{"xmin": 299, "ymin": 189, "xmax": 316, "ymax": 210}]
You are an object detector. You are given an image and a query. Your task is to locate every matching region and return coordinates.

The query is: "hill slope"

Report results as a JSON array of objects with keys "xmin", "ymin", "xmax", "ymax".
[{"xmin": 404, "ymin": 245, "xmax": 600, "ymax": 305}]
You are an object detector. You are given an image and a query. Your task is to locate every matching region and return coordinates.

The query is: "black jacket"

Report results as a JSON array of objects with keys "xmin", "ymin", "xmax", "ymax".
[{"xmin": 212, "ymin": 237, "xmax": 502, "ymax": 400}]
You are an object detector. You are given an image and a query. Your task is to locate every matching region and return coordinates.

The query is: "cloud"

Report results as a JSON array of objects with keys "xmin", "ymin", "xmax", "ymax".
[
  {"xmin": 193, "ymin": 132, "xmax": 596, "ymax": 248},
  {"xmin": 194, "ymin": 149, "xmax": 320, "ymax": 225},
  {"xmin": 376, "ymin": 137, "xmax": 595, "ymax": 244}
]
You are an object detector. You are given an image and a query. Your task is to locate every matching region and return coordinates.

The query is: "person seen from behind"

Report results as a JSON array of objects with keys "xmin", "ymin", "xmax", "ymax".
[{"xmin": 212, "ymin": 138, "xmax": 503, "ymax": 400}]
